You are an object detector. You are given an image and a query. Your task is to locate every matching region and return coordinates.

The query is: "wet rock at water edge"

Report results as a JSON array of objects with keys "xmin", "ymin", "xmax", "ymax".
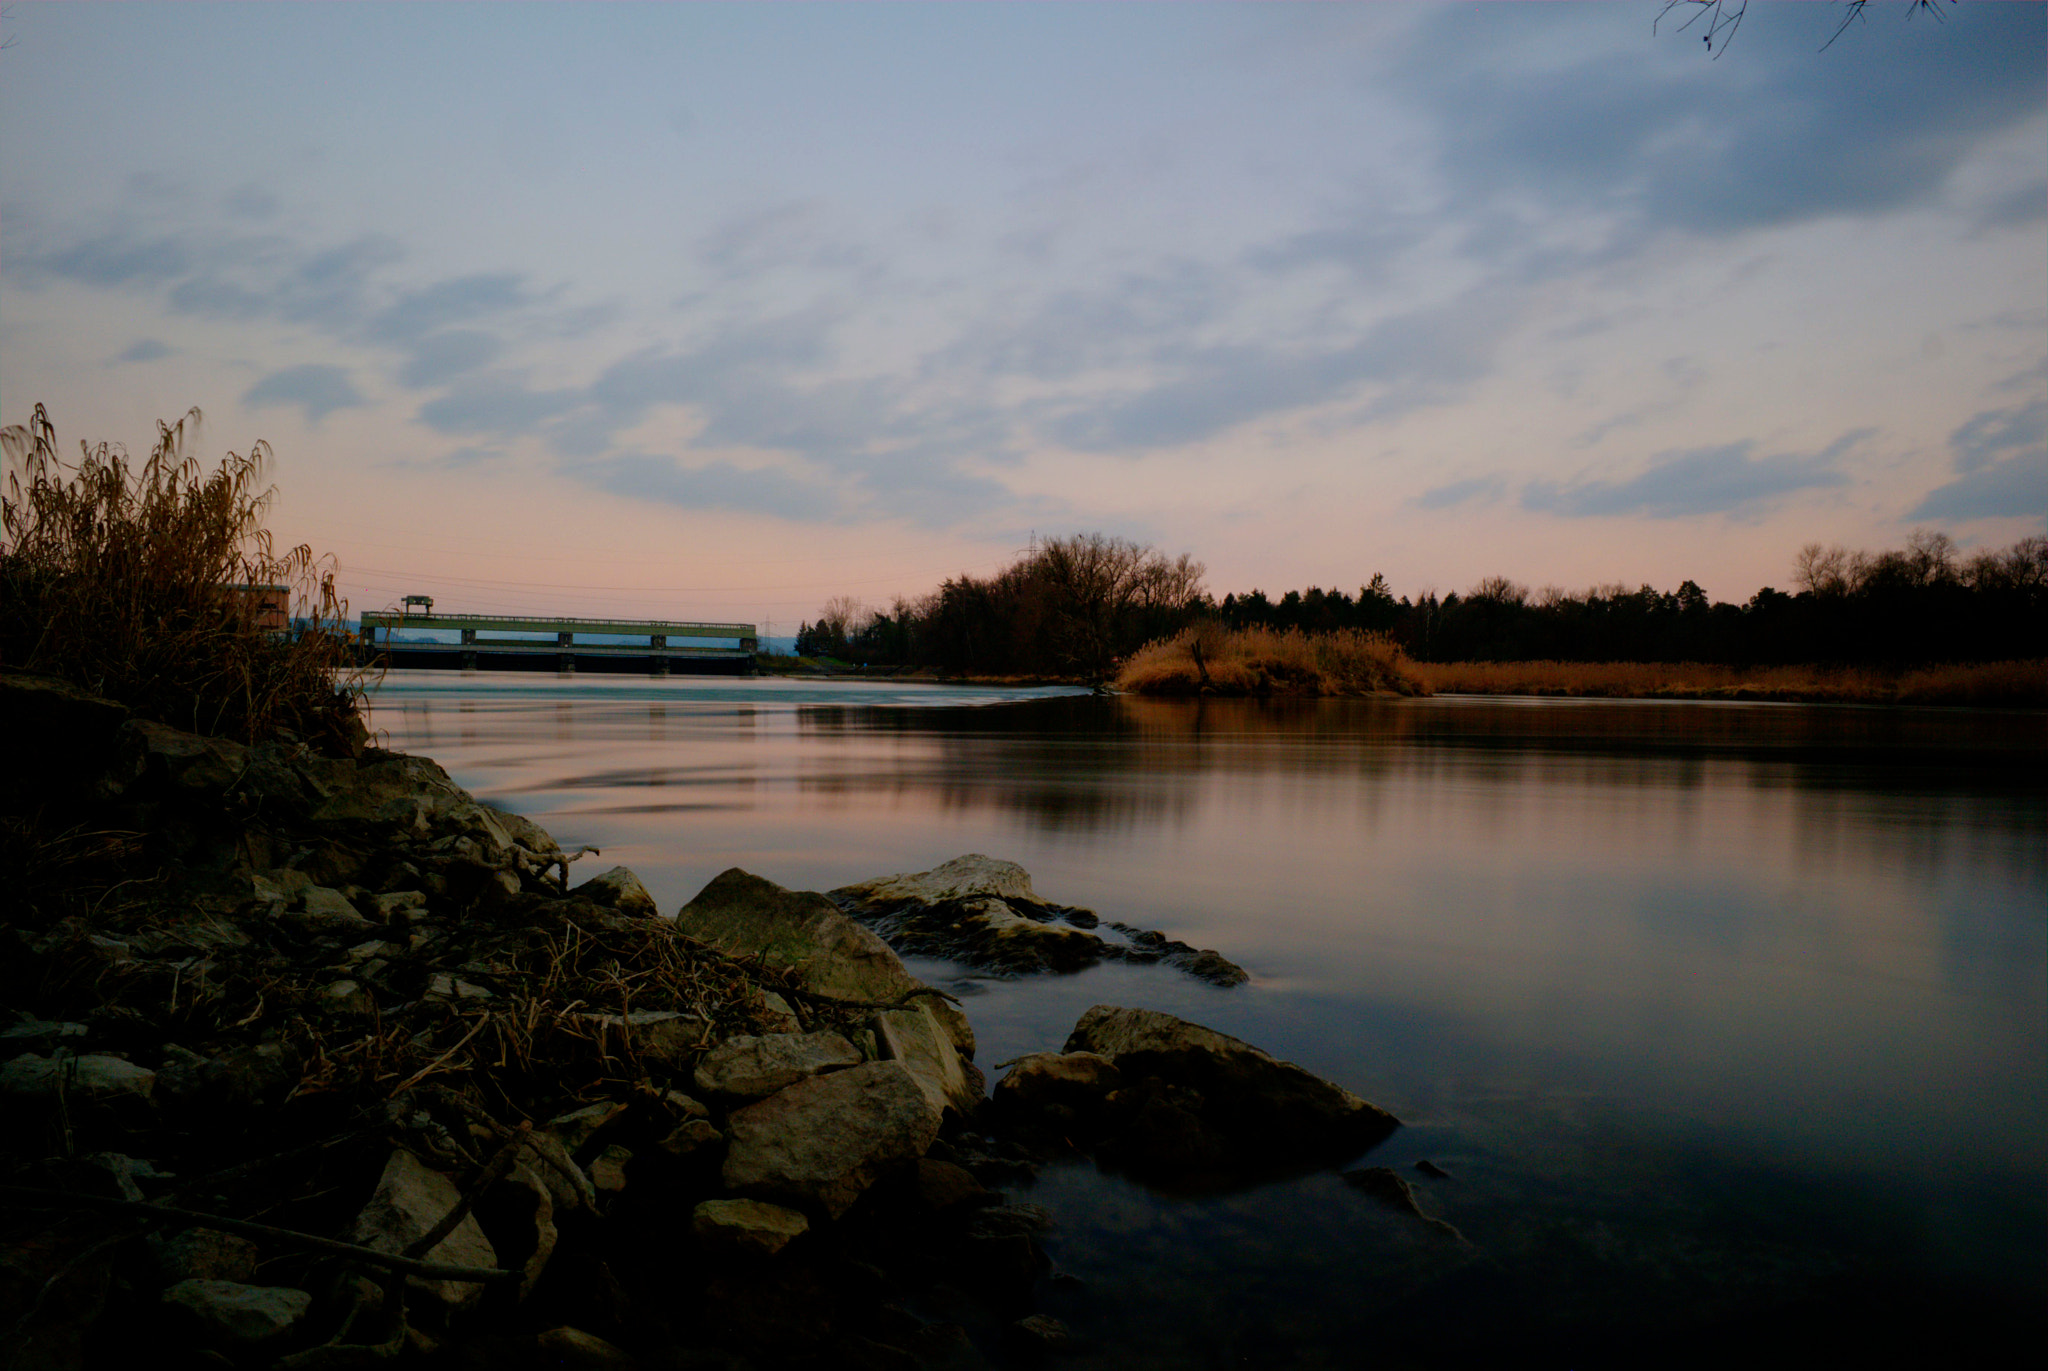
[
  {"xmin": 674, "ymin": 867, "xmax": 978, "ymax": 1060},
  {"xmin": 1343, "ymin": 1165, "xmax": 1467, "ymax": 1241},
  {"xmin": 832, "ymin": 854, "xmax": 1248, "ymax": 986},
  {"xmin": 990, "ymin": 1051, "xmax": 1121, "ymax": 1139},
  {"xmin": 570, "ymin": 865, "xmax": 661, "ymax": 919},
  {"xmin": 1058, "ymin": 1004, "xmax": 1399, "ymax": 1184}
]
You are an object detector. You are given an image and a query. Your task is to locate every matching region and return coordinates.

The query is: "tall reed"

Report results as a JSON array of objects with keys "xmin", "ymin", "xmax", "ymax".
[
  {"xmin": 0, "ymin": 404, "xmax": 363, "ymax": 746},
  {"xmin": 1117, "ymin": 624, "xmax": 1429, "ymax": 697}
]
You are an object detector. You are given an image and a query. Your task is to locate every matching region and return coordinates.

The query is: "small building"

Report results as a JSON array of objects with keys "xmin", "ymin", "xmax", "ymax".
[{"xmin": 224, "ymin": 583, "xmax": 290, "ymax": 634}]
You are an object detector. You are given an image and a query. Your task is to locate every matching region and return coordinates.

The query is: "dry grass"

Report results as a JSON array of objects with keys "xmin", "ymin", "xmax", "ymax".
[
  {"xmin": 1413, "ymin": 658, "xmax": 2048, "ymax": 707},
  {"xmin": 1, "ymin": 404, "xmax": 362, "ymax": 746},
  {"xmin": 1117, "ymin": 624, "xmax": 1429, "ymax": 697}
]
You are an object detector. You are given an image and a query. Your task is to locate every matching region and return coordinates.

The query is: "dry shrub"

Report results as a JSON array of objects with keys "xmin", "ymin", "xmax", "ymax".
[
  {"xmin": 0, "ymin": 404, "xmax": 363, "ymax": 746},
  {"xmin": 1118, "ymin": 624, "xmax": 1429, "ymax": 697},
  {"xmin": 1412, "ymin": 658, "xmax": 2047, "ymax": 707},
  {"xmin": 1893, "ymin": 660, "xmax": 2048, "ymax": 708}
]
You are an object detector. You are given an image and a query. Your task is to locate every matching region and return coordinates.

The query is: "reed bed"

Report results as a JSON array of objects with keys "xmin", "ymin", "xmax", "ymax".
[
  {"xmin": 0, "ymin": 404, "xmax": 362, "ymax": 746},
  {"xmin": 1117, "ymin": 624, "xmax": 1430, "ymax": 697},
  {"xmin": 1412, "ymin": 658, "xmax": 2048, "ymax": 707}
]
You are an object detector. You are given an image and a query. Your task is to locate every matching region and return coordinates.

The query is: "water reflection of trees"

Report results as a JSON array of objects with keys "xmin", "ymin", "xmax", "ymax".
[{"xmin": 791, "ymin": 692, "xmax": 2044, "ymax": 843}]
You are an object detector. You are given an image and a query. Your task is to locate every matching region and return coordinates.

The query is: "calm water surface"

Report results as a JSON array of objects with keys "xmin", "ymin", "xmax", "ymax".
[{"xmin": 366, "ymin": 672, "xmax": 2045, "ymax": 1366}]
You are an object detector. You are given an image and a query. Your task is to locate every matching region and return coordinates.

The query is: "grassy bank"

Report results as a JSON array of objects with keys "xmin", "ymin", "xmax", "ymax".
[
  {"xmin": 1412, "ymin": 658, "xmax": 2048, "ymax": 707},
  {"xmin": 1117, "ymin": 625, "xmax": 1428, "ymax": 696}
]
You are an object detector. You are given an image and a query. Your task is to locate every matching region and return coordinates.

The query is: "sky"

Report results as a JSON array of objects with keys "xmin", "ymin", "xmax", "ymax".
[{"xmin": 3, "ymin": 2, "xmax": 2043, "ymax": 630}]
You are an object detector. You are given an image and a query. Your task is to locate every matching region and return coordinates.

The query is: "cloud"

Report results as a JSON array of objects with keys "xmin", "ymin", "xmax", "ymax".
[
  {"xmin": 169, "ymin": 234, "xmax": 401, "ymax": 335},
  {"xmin": 1414, "ymin": 476, "xmax": 1505, "ymax": 511},
  {"xmin": 947, "ymin": 263, "xmax": 1234, "ymax": 384},
  {"xmin": 244, "ymin": 364, "xmax": 366, "ymax": 424},
  {"xmin": 696, "ymin": 199, "xmax": 875, "ymax": 283},
  {"xmin": 398, "ymin": 330, "xmax": 504, "ymax": 388},
  {"xmin": 1974, "ymin": 177, "xmax": 2048, "ymax": 234},
  {"xmin": 39, "ymin": 232, "xmax": 194, "ymax": 289},
  {"xmin": 1906, "ymin": 453, "xmax": 2048, "ymax": 523},
  {"xmin": 1044, "ymin": 290, "xmax": 1503, "ymax": 451},
  {"xmin": 390, "ymin": 444, "xmax": 506, "ymax": 472},
  {"xmin": 1401, "ymin": 2, "xmax": 2046, "ymax": 251},
  {"xmin": 1522, "ymin": 435, "xmax": 1862, "ymax": 519},
  {"xmin": 224, "ymin": 184, "xmax": 280, "ymax": 221},
  {"xmin": 116, "ymin": 339, "xmax": 172, "ymax": 364},
  {"xmin": 1906, "ymin": 395, "xmax": 2048, "ymax": 520},
  {"xmin": 372, "ymin": 273, "xmax": 531, "ymax": 343},
  {"xmin": 416, "ymin": 371, "xmax": 579, "ymax": 436},
  {"xmin": 1947, "ymin": 395, "xmax": 2046, "ymax": 474},
  {"xmin": 570, "ymin": 452, "xmax": 841, "ymax": 521}
]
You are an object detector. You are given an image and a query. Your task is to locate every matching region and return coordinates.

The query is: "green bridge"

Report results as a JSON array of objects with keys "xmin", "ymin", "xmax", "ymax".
[{"xmin": 358, "ymin": 599, "xmax": 758, "ymax": 675}]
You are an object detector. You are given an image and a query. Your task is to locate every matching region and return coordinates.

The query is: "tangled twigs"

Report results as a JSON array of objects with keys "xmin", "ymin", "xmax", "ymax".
[
  {"xmin": 387, "ymin": 1014, "xmax": 490, "ymax": 1097},
  {"xmin": 0, "ymin": 1186, "xmax": 518, "ymax": 1285}
]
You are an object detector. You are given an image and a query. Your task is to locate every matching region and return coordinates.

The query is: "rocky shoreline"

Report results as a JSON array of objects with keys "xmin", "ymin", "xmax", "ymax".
[{"xmin": 1, "ymin": 672, "xmax": 1432, "ymax": 1371}]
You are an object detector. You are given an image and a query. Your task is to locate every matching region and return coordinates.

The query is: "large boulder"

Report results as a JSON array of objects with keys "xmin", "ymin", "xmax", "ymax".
[
  {"xmin": 872, "ymin": 1007, "xmax": 984, "ymax": 1117},
  {"xmin": 693, "ymin": 1032, "xmax": 863, "ymax": 1099},
  {"xmin": 991, "ymin": 1051, "xmax": 1121, "ymax": 1134},
  {"xmin": 674, "ymin": 868, "xmax": 975, "ymax": 1060},
  {"xmin": 569, "ymin": 866, "xmax": 660, "ymax": 919},
  {"xmin": 159, "ymin": 1279, "xmax": 312, "ymax": 1351},
  {"xmin": 833, "ymin": 854, "xmax": 1248, "ymax": 987},
  {"xmin": 836, "ymin": 853, "xmax": 1041, "ymax": 907},
  {"xmin": 0, "ymin": 673, "xmax": 131, "ymax": 810},
  {"xmin": 349, "ymin": 1149, "xmax": 498, "ymax": 1313},
  {"xmin": 721, "ymin": 1061, "xmax": 943, "ymax": 1219},
  {"xmin": 1062, "ymin": 1005, "xmax": 1398, "ymax": 1182}
]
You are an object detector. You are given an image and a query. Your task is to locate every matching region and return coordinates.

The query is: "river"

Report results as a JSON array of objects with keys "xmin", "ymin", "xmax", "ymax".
[{"xmin": 364, "ymin": 671, "xmax": 2046, "ymax": 1367}]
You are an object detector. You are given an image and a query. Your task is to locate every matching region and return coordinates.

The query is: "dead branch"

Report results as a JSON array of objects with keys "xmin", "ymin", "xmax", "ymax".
[{"xmin": 0, "ymin": 1186, "xmax": 518, "ymax": 1284}]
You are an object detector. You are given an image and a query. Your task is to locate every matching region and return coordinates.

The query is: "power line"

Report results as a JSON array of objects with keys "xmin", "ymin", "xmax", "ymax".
[{"xmin": 335, "ymin": 558, "xmax": 1010, "ymax": 595}]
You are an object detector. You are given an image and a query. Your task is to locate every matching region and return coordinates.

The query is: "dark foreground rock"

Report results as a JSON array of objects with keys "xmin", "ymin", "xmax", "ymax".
[
  {"xmin": 987, "ymin": 1005, "xmax": 1401, "ymax": 1187},
  {"xmin": 832, "ymin": 854, "xmax": 1249, "ymax": 986}
]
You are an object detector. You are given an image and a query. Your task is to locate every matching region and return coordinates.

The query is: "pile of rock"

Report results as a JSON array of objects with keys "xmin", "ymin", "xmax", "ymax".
[
  {"xmin": 832, "ymin": 855, "xmax": 1249, "ymax": 987},
  {"xmin": 1, "ymin": 672, "xmax": 1417, "ymax": 1371}
]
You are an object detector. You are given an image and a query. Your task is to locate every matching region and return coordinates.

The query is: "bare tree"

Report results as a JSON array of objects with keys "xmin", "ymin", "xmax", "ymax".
[
  {"xmin": 1658, "ymin": 0, "xmax": 1953, "ymax": 57},
  {"xmin": 814, "ymin": 595, "xmax": 873, "ymax": 654}
]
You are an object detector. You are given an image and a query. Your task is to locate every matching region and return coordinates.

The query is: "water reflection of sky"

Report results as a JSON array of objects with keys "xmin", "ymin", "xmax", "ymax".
[{"xmin": 366, "ymin": 674, "xmax": 2045, "ymax": 1346}]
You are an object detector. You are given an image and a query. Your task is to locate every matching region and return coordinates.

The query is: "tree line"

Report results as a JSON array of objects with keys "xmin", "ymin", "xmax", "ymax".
[{"xmin": 795, "ymin": 530, "xmax": 2048, "ymax": 678}]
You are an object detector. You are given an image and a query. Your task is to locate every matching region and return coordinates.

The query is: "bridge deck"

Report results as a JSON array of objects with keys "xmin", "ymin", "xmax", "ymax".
[{"xmin": 359, "ymin": 611, "xmax": 754, "ymax": 639}]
